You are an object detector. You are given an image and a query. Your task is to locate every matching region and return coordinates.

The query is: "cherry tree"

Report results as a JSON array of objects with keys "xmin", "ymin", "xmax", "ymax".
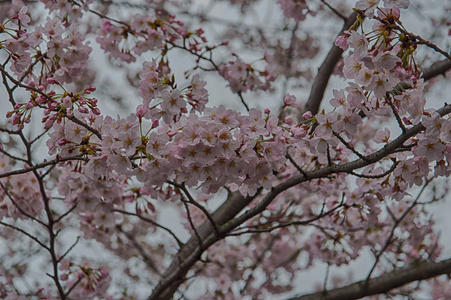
[{"xmin": 1, "ymin": 0, "xmax": 451, "ymax": 299}]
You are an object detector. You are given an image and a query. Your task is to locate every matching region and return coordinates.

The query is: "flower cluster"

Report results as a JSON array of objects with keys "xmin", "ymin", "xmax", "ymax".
[
  {"xmin": 277, "ymin": 0, "xmax": 310, "ymax": 22},
  {"xmin": 0, "ymin": 152, "xmax": 44, "ymax": 220},
  {"xmin": 96, "ymin": 10, "xmax": 208, "ymax": 62},
  {"xmin": 219, "ymin": 57, "xmax": 275, "ymax": 93},
  {"xmin": 48, "ymin": 105, "xmax": 293, "ymax": 196},
  {"xmin": 7, "ymin": 79, "xmax": 99, "ymax": 131},
  {"xmin": 58, "ymin": 259, "xmax": 111, "ymax": 299},
  {"xmin": 0, "ymin": 5, "xmax": 92, "ymax": 85},
  {"xmin": 138, "ymin": 60, "xmax": 209, "ymax": 122}
]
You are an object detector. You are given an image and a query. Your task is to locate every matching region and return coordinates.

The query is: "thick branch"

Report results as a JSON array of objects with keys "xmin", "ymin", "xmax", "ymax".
[
  {"xmin": 288, "ymin": 258, "xmax": 451, "ymax": 300},
  {"xmin": 422, "ymin": 59, "xmax": 451, "ymax": 81}
]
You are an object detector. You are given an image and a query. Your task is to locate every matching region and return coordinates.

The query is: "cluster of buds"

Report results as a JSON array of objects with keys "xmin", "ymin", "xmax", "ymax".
[{"xmin": 6, "ymin": 78, "xmax": 99, "ymax": 130}]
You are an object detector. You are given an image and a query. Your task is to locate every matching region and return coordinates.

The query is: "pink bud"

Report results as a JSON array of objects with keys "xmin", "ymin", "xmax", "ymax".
[
  {"xmin": 403, "ymin": 117, "xmax": 412, "ymax": 125},
  {"xmin": 151, "ymin": 119, "xmax": 159, "ymax": 129},
  {"xmin": 302, "ymin": 111, "xmax": 313, "ymax": 119},
  {"xmin": 46, "ymin": 78, "xmax": 59, "ymax": 85},
  {"xmin": 44, "ymin": 119, "xmax": 54, "ymax": 129},
  {"xmin": 12, "ymin": 114, "xmax": 21, "ymax": 125},
  {"xmin": 59, "ymin": 274, "xmax": 68, "ymax": 281},
  {"xmin": 62, "ymin": 96, "xmax": 72, "ymax": 108},
  {"xmin": 136, "ymin": 105, "xmax": 148, "ymax": 119},
  {"xmin": 36, "ymin": 95, "xmax": 47, "ymax": 104}
]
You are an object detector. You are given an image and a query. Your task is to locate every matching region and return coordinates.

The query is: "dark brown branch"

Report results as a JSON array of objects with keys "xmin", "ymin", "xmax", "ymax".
[
  {"xmin": 422, "ymin": 59, "xmax": 451, "ymax": 81},
  {"xmin": 228, "ymin": 201, "xmax": 343, "ymax": 236},
  {"xmin": 348, "ymin": 159, "xmax": 398, "ymax": 179},
  {"xmin": 287, "ymin": 257, "xmax": 451, "ymax": 300},
  {"xmin": 0, "ymin": 155, "xmax": 86, "ymax": 179},
  {"xmin": 221, "ymin": 104, "xmax": 451, "ymax": 233},
  {"xmin": 113, "ymin": 209, "xmax": 183, "ymax": 248},
  {"xmin": 0, "ymin": 221, "xmax": 49, "ymax": 250},
  {"xmin": 58, "ymin": 237, "xmax": 80, "ymax": 263}
]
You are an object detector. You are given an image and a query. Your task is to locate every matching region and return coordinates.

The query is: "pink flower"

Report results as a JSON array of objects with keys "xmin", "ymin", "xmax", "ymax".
[
  {"xmin": 278, "ymin": 0, "xmax": 309, "ymax": 22},
  {"xmin": 16, "ymin": 6, "xmax": 31, "ymax": 27},
  {"xmin": 383, "ymin": 0, "xmax": 410, "ymax": 9},
  {"xmin": 423, "ymin": 112, "xmax": 444, "ymax": 140},
  {"xmin": 347, "ymin": 32, "xmax": 369, "ymax": 58},
  {"xmin": 413, "ymin": 138, "xmax": 446, "ymax": 162},
  {"xmin": 366, "ymin": 72, "xmax": 393, "ymax": 98},
  {"xmin": 330, "ymin": 89, "xmax": 346, "ymax": 107},
  {"xmin": 161, "ymin": 89, "xmax": 186, "ymax": 115},
  {"xmin": 61, "ymin": 96, "xmax": 72, "ymax": 108},
  {"xmin": 315, "ymin": 112, "xmax": 338, "ymax": 139},
  {"xmin": 355, "ymin": 0, "xmax": 381, "ymax": 18},
  {"xmin": 283, "ymin": 93, "xmax": 297, "ymax": 107},
  {"xmin": 373, "ymin": 52, "xmax": 401, "ymax": 71},
  {"xmin": 374, "ymin": 128, "xmax": 391, "ymax": 144},
  {"xmin": 335, "ymin": 34, "xmax": 349, "ymax": 50}
]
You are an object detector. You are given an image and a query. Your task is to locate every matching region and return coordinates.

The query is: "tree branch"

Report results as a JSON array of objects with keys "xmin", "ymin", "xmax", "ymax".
[
  {"xmin": 422, "ymin": 59, "xmax": 451, "ymax": 81},
  {"xmin": 288, "ymin": 257, "xmax": 451, "ymax": 300},
  {"xmin": 0, "ymin": 155, "xmax": 87, "ymax": 179}
]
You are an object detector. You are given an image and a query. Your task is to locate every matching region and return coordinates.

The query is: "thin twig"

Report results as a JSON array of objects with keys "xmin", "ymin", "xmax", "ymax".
[
  {"xmin": 238, "ymin": 92, "xmax": 250, "ymax": 112},
  {"xmin": 286, "ymin": 152, "xmax": 307, "ymax": 176},
  {"xmin": 54, "ymin": 204, "xmax": 78, "ymax": 224},
  {"xmin": 348, "ymin": 159, "xmax": 398, "ymax": 179},
  {"xmin": 333, "ymin": 131, "xmax": 368, "ymax": 161},
  {"xmin": 365, "ymin": 178, "xmax": 431, "ymax": 281},
  {"xmin": 0, "ymin": 221, "xmax": 49, "ymax": 250},
  {"xmin": 113, "ymin": 209, "xmax": 183, "ymax": 248},
  {"xmin": 182, "ymin": 199, "xmax": 203, "ymax": 250},
  {"xmin": 0, "ymin": 155, "xmax": 86, "ymax": 179},
  {"xmin": 58, "ymin": 237, "xmax": 80, "ymax": 262},
  {"xmin": 386, "ymin": 94, "xmax": 406, "ymax": 133}
]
